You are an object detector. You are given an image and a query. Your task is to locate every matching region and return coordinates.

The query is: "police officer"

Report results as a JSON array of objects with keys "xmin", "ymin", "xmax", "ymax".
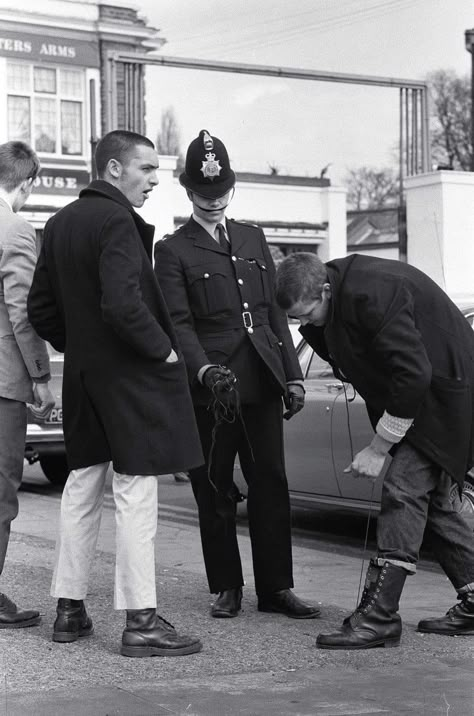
[{"xmin": 154, "ymin": 129, "xmax": 319, "ymax": 620}]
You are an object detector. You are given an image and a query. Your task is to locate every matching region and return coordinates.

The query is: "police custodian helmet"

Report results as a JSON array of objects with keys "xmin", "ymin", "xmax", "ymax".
[{"xmin": 179, "ymin": 129, "xmax": 236, "ymax": 199}]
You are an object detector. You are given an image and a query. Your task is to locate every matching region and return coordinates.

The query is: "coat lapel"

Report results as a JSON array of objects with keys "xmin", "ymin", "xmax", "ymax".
[
  {"xmin": 187, "ymin": 218, "xmax": 228, "ymax": 256},
  {"xmin": 226, "ymin": 221, "xmax": 249, "ymax": 254}
]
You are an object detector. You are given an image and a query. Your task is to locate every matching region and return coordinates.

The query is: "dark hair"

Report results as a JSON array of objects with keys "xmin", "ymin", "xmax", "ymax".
[
  {"xmin": 0, "ymin": 141, "xmax": 40, "ymax": 192},
  {"xmin": 275, "ymin": 252, "xmax": 328, "ymax": 309},
  {"xmin": 95, "ymin": 130, "xmax": 155, "ymax": 177}
]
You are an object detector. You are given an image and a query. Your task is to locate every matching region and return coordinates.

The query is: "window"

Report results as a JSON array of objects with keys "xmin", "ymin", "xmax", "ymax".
[{"xmin": 7, "ymin": 62, "xmax": 85, "ymax": 156}]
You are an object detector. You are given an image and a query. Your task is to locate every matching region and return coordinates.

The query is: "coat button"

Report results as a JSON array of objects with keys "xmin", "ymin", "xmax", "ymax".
[
  {"xmin": 243, "ymin": 302, "xmax": 249, "ymax": 309},
  {"xmin": 238, "ymin": 278, "xmax": 244, "ymax": 285},
  {"xmin": 232, "ymin": 255, "xmax": 237, "ymax": 261},
  {"xmin": 261, "ymin": 265, "xmax": 266, "ymax": 270},
  {"xmin": 204, "ymin": 273, "xmax": 210, "ymax": 279},
  {"xmin": 247, "ymin": 327, "xmax": 254, "ymax": 334}
]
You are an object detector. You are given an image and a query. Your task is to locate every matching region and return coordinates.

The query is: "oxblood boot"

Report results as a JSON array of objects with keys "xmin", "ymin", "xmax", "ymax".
[
  {"xmin": 316, "ymin": 560, "xmax": 407, "ymax": 649},
  {"xmin": 53, "ymin": 598, "xmax": 94, "ymax": 643},
  {"xmin": 417, "ymin": 591, "xmax": 474, "ymax": 635},
  {"xmin": 121, "ymin": 608, "xmax": 202, "ymax": 657}
]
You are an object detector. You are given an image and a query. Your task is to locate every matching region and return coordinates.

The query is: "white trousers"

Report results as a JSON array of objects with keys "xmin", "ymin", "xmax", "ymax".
[{"xmin": 50, "ymin": 463, "xmax": 158, "ymax": 610}]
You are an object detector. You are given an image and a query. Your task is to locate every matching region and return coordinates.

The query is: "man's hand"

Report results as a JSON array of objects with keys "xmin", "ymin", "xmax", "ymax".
[
  {"xmin": 203, "ymin": 365, "xmax": 239, "ymax": 411},
  {"xmin": 30, "ymin": 383, "xmax": 55, "ymax": 421},
  {"xmin": 165, "ymin": 348, "xmax": 178, "ymax": 363},
  {"xmin": 283, "ymin": 384, "xmax": 305, "ymax": 420},
  {"xmin": 202, "ymin": 365, "xmax": 236, "ymax": 391},
  {"xmin": 344, "ymin": 440, "xmax": 390, "ymax": 480}
]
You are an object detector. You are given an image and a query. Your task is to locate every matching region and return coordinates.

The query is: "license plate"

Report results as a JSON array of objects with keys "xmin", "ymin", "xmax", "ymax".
[{"xmin": 46, "ymin": 408, "xmax": 63, "ymax": 423}]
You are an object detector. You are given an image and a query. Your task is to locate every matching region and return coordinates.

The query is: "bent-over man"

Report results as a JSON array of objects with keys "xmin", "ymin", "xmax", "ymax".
[{"xmin": 276, "ymin": 252, "xmax": 474, "ymax": 649}]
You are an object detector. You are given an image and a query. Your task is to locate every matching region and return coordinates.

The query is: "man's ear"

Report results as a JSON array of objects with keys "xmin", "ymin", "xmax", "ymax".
[
  {"xmin": 186, "ymin": 189, "xmax": 194, "ymax": 202},
  {"xmin": 322, "ymin": 283, "xmax": 331, "ymax": 298},
  {"xmin": 107, "ymin": 158, "xmax": 122, "ymax": 178}
]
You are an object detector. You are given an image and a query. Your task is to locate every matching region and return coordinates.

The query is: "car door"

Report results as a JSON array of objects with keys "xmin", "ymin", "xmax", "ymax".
[{"xmin": 285, "ymin": 340, "xmax": 384, "ymax": 506}]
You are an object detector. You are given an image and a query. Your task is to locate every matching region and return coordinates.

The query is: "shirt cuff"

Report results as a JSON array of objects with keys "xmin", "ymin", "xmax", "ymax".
[
  {"xmin": 33, "ymin": 374, "xmax": 51, "ymax": 384},
  {"xmin": 287, "ymin": 380, "xmax": 305, "ymax": 391},
  {"xmin": 197, "ymin": 364, "xmax": 216, "ymax": 384},
  {"xmin": 376, "ymin": 411, "xmax": 414, "ymax": 443}
]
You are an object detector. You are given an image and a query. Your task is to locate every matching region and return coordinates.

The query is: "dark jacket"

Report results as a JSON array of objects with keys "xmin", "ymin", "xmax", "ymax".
[
  {"xmin": 300, "ymin": 254, "xmax": 474, "ymax": 486},
  {"xmin": 27, "ymin": 181, "xmax": 203, "ymax": 475},
  {"xmin": 154, "ymin": 217, "xmax": 302, "ymax": 405}
]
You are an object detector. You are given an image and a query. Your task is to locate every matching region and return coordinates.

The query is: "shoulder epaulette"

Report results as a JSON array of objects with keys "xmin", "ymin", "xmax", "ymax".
[{"xmin": 228, "ymin": 218, "xmax": 260, "ymax": 229}]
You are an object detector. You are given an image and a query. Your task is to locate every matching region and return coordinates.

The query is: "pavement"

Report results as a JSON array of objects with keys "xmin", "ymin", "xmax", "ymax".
[{"xmin": 0, "ymin": 470, "xmax": 473, "ymax": 716}]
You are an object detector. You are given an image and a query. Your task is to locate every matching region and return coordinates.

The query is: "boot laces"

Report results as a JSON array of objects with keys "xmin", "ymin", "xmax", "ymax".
[{"xmin": 155, "ymin": 614, "xmax": 176, "ymax": 631}]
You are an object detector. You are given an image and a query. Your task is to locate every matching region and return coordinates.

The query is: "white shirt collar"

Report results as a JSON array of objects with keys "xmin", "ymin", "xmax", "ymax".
[{"xmin": 192, "ymin": 213, "xmax": 227, "ymax": 240}]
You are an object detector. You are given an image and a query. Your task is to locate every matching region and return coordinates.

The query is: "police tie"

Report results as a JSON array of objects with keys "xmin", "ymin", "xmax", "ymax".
[{"xmin": 215, "ymin": 223, "xmax": 230, "ymax": 253}]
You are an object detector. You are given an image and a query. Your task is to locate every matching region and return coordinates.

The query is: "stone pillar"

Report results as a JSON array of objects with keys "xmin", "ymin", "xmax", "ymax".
[
  {"xmin": 405, "ymin": 171, "xmax": 474, "ymax": 301},
  {"xmin": 318, "ymin": 186, "xmax": 347, "ymax": 261}
]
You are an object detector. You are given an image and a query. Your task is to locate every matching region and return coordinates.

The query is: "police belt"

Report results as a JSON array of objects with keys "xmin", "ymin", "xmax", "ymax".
[{"xmin": 194, "ymin": 309, "xmax": 269, "ymax": 333}]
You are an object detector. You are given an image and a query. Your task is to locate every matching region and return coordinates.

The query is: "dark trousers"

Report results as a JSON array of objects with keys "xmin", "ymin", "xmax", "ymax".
[
  {"xmin": 377, "ymin": 441, "xmax": 474, "ymax": 590},
  {"xmin": 189, "ymin": 399, "xmax": 294, "ymax": 595},
  {"xmin": 0, "ymin": 397, "xmax": 27, "ymax": 574}
]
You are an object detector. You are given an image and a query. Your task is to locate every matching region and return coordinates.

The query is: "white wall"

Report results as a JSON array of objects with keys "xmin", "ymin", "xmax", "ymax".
[
  {"xmin": 141, "ymin": 158, "xmax": 348, "ymax": 259},
  {"xmin": 405, "ymin": 171, "xmax": 474, "ymax": 302}
]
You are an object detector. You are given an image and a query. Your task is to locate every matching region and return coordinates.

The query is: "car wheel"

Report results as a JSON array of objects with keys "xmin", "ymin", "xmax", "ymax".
[{"xmin": 39, "ymin": 455, "xmax": 69, "ymax": 487}]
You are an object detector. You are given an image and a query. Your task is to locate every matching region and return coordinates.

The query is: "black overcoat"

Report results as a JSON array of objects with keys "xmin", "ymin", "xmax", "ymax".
[
  {"xmin": 154, "ymin": 217, "xmax": 302, "ymax": 405},
  {"xmin": 27, "ymin": 181, "xmax": 203, "ymax": 475},
  {"xmin": 300, "ymin": 254, "xmax": 474, "ymax": 486}
]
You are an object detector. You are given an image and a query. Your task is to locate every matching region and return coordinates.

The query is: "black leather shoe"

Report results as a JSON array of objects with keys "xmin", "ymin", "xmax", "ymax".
[
  {"xmin": 0, "ymin": 593, "xmax": 40, "ymax": 629},
  {"xmin": 417, "ymin": 592, "xmax": 474, "ymax": 636},
  {"xmin": 53, "ymin": 598, "xmax": 94, "ymax": 643},
  {"xmin": 211, "ymin": 588, "xmax": 242, "ymax": 618},
  {"xmin": 258, "ymin": 589, "xmax": 320, "ymax": 619},
  {"xmin": 121, "ymin": 609, "xmax": 202, "ymax": 657}
]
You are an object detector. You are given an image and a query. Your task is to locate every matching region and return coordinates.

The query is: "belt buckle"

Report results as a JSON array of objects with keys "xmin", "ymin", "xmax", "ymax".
[{"xmin": 242, "ymin": 311, "xmax": 253, "ymax": 329}]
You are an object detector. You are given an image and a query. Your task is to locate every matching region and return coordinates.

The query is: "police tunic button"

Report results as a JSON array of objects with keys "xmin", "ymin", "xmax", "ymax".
[
  {"xmin": 204, "ymin": 273, "xmax": 210, "ymax": 279},
  {"xmin": 247, "ymin": 327, "xmax": 254, "ymax": 334},
  {"xmin": 243, "ymin": 302, "xmax": 249, "ymax": 309},
  {"xmin": 261, "ymin": 265, "xmax": 266, "ymax": 270},
  {"xmin": 238, "ymin": 278, "xmax": 244, "ymax": 285},
  {"xmin": 232, "ymin": 255, "xmax": 237, "ymax": 261}
]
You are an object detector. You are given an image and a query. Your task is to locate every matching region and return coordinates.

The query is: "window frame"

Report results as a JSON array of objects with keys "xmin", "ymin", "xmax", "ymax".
[{"xmin": 6, "ymin": 60, "xmax": 86, "ymax": 159}]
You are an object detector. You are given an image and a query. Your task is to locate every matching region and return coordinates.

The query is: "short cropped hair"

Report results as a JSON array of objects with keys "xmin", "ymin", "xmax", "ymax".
[
  {"xmin": 95, "ymin": 130, "xmax": 155, "ymax": 177},
  {"xmin": 0, "ymin": 141, "xmax": 40, "ymax": 192},
  {"xmin": 275, "ymin": 252, "xmax": 328, "ymax": 310}
]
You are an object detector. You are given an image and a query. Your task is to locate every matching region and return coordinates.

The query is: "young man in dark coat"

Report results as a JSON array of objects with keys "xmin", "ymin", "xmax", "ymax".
[
  {"xmin": 27, "ymin": 130, "xmax": 203, "ymax": 657},
  {"xmin": 275, "ymin": 251, "xmax": 474, "ymax": 649},
  {"xmin": 154, "ymin": 129, "xmax": 319, "ymax": 620}
]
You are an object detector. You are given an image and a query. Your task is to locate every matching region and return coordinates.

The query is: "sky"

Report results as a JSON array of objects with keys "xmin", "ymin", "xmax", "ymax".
[{"xmin": 135, "ymin": 0, "xmax": 473, "ymax": 184}]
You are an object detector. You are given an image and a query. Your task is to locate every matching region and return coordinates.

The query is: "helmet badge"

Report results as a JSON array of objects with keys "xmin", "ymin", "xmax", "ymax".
[{"xmin": 200, "ymin": 130, "xmax": 222, "ymax": 181}]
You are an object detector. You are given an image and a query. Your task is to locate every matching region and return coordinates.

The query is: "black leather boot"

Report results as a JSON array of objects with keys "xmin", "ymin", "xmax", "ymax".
[
  {"xmin": 52, "ymin": 598, "xmax": 94, "ymax": 643},
  {"xmin": 258, "ymin": 589, "xmax": 320, "ymax": 619},
  {"xmin": 316, "ymin": 560, "xmax": 407, "ymax": 649},
  {"xmin": 417, "ymin": 591, "xmax": 474, "ymax": 635},
  {"xmin": 121, "ymin": 609, "xmax": 202, "ymax": 657},
  {"xmin": 0, "ymin": 593, "xmax": 40, "ymax": 629},
  {"xmin": 211, "ymin": 588, "xmax": 242, "ymax": 618}
]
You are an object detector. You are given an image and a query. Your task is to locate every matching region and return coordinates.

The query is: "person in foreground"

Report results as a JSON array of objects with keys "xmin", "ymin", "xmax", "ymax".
[
  {"xmin": 154, "ymin": 129, "xmax": 319, "ymax": 620},
  {"xmin": 28, "ymin": 130, "xmax": 204, "ymax": 657},
  {"xmin": 276, "ymin": 251, "xmax": 474, "ymax": 650},
  {"xmin": 0, "ymin": 141, "xmax": 55, "ymax": 628}
]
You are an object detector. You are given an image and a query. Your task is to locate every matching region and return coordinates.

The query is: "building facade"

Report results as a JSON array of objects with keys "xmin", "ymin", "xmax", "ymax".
[{"xmin": 0, "ymin": 0, "xmax": 162, "ymax": 231}]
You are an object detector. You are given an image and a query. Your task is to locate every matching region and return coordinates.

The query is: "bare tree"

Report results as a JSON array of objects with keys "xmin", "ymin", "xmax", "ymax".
[
  {"xmin": 427, "ymin": 69, "xmax": 471, "ymax": 171},
  {"xmin": 344, "ymin": 166, "xmax": 399, "ymax": 210},
  {"xmin": 156, "ymin": 107, "xmax": 184, "ymax": 169}
]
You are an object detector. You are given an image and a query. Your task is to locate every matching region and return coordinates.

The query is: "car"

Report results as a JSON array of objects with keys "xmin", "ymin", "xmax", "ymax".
[{"xmin": 25, "ymin": 344, "xmax": 68, "ymax": 486}]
